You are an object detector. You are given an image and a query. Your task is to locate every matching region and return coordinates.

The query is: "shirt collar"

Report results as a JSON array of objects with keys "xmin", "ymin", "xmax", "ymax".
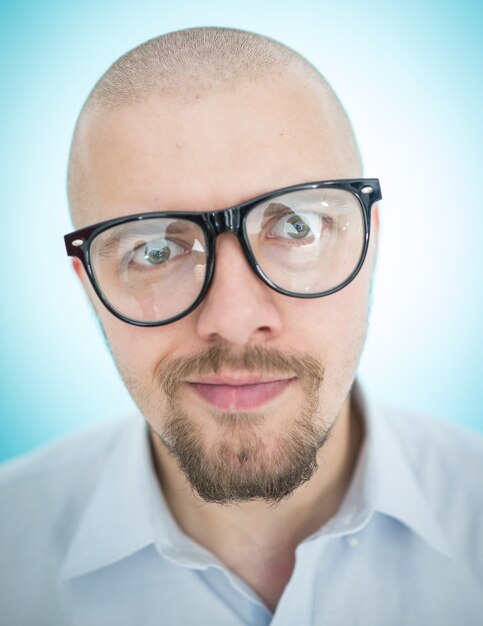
[
  {"xmin": 61, "ymin": 380, "xmax": 452, "ymax": 579},
  {"xmin": 61, "ymin": 414, "xmax": 217, "ymax": 580},
  {"xmin": 320, "ymin": 380, "xmax": 453, "ymax": 558},
  {"xmin": 60, "ymin": 415, "xmax": 156, "ymax": 580}
]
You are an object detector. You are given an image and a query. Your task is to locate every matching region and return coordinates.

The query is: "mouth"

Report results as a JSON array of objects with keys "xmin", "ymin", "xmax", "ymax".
[{"xmin": 185, "ymin": 375, "xmax": 296, "ymax": 411}]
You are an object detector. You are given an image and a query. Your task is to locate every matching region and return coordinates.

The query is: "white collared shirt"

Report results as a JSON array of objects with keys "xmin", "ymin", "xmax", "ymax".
[{"xmin": 1, "ymin": 381, "xmax": 482, "ymax": 625}]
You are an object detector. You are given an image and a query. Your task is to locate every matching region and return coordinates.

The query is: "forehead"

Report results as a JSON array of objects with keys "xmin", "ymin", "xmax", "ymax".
[{"xmin": 77, "ymin": 78, "xmax": 355, "ymax": 225}]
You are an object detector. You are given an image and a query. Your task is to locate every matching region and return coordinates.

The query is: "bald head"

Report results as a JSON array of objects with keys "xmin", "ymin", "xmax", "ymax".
[{"xmin": 67, "ymin": 27, "xmax": 362, "ymax": 227}]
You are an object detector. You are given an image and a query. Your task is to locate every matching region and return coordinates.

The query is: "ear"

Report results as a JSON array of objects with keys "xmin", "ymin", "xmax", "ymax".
[
  {"xmin": 72, "ymin": 258, "xmax": 93, "ymax": 294},
  {"xmin": 72, "ymin": 257, "xmax": 101, "ymax": 313},
  {"xmin": 72, "ymin": 257, "xmax": 86, "ymax": 282},
  {"xmin": 371, "ymin": 203, "xmax": 380, "ymax": 243}
]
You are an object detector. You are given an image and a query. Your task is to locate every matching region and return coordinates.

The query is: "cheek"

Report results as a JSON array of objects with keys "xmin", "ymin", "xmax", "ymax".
[
  {"xmin": 279, "ymin": 262, "xmax": 372, "ymax": 399},
  {"xmin": 100, "ymin": 312, "xmax": 196, "ymax": 383},
  {"xmin": 104, "ymin": 321, "xmax": 163, "ymax": 371},
  {"xmin": 282, "ymin": 276, "xmax": 370, "ymax": 350},
  {"xmin": 101, "ymin": 319, "xmax": 175, "ymax": 423}
]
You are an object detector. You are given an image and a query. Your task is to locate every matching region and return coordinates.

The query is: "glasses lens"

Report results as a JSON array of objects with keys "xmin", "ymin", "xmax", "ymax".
[
  {"xmin": 90, "ymin": 217, "xmax": 208, "ymax": 323},
  {"xmin": 245, "ymin": 188, "xmax": 365, "ymax": 294}
]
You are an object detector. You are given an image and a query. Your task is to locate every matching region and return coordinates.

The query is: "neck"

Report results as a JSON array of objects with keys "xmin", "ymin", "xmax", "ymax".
[{"xmin": 149, "ymin": 390, "xmax": 364, "ymax": 610}]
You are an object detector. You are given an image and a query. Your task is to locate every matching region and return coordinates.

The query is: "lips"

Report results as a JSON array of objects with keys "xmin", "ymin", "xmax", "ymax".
[{"xmin": 186, "ymin": 376, "xmax": 295, "ymax": 411}]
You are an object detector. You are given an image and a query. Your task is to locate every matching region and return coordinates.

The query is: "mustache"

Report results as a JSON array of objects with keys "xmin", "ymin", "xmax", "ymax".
[{"xmin": 159, "ymin": 343, "xmax": 324, "ymax": 400}]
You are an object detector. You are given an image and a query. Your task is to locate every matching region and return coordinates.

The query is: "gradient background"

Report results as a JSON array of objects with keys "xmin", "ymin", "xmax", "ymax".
[{"xmin": 1, "ymin": 0, "xmax": 482, "ymax": 462}]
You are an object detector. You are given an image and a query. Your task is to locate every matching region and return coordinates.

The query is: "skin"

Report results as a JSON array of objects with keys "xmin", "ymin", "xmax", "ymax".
[{"xmin": 72, "ymin": 75, "xmax": 379, "ymax": 611}]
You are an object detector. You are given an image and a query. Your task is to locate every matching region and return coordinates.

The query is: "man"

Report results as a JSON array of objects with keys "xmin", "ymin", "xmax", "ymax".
[{"xmin": 0, "ymin": 26, "xmax": 482, "ymax": 626}]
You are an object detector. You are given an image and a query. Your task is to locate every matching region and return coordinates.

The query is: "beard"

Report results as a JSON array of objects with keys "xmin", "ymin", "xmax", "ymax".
[{"xmin": 147, "ymin": 342, "xmax": 334, "ymax": 505}]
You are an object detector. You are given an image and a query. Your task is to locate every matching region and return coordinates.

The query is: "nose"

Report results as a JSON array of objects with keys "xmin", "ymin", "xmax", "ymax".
[{"xmin": 194, "ymin": 234, "xmax": 284, "ymax": 345}]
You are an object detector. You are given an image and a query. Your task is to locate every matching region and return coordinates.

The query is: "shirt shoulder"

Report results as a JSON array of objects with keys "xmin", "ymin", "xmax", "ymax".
[
  {"xmin": 379, "ymin": 403, "xmax": 483, "ymax": 568},
  {"xmin": 0, "ymin": 416, "xmax": 144, "ymax": 623},
  {"xmin": 381, "ymin": 403, "xmax": 483, "ymax": 479},
  {"xmin": 0, "ymin": 417, "xmax": 137, "ymax": 567},
  {"xmin": 0, "ymin": 416, "xmax": 133, "ymax": 490}
]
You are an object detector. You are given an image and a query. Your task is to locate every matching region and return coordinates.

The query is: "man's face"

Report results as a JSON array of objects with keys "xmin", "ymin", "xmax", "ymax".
[{"xmin": 74, "ymin": 77, "xmax": 378, "ymax": 503}]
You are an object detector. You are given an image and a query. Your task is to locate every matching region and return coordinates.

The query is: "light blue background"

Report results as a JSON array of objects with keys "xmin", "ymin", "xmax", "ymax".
[{"xmin": 1, "ymin": 0, "xmax": 482, "ymax": 462}]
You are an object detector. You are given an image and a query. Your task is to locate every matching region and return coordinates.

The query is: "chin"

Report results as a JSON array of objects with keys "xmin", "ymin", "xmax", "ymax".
[{"xmin": 159, "ymin": 402, "xmax": 329, "ymax": 504}]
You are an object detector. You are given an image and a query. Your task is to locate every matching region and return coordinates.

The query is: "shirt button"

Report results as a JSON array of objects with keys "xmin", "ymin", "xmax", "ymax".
[{"xmin": 346, "ymin": 536, "xmax": 360, "ymax": 548}]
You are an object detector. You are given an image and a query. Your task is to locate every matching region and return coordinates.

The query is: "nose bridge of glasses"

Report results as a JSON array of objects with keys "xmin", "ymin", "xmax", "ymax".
[{"xmin": 206, "ymin": 207, "xmax": 241, "ymax": 236}]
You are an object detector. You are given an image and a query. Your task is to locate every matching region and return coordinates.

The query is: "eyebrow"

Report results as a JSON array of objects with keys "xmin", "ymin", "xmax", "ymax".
[
  {"xmin": 263, "ymin": 202, "xmax": 292, "ymax": 218},
  {"xmin": 262, "ymin": 194, "xmax": 350, "ymax": 216}
]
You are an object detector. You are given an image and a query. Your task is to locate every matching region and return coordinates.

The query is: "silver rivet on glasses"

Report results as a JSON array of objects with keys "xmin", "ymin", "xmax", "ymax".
[
  {"xmin": 72, "ymin": 239, "xmax": 84, "ymax": 247},
  {"xmin": 361, "ymin": 186, "xmax": 373, "ymax": 194}
]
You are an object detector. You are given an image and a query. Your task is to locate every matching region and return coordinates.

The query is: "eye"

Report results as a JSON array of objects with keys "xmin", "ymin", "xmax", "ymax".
[
  {"xmin": 282, "ymin": 214, "xmax": 312, "ymax": 239},
  {"xmin": 130, "ymin": 238, "xmax": 187, "ymax": 268},
  {"xmin": 144, "ymin": 240, "xmax": 171, "ymax": 264},
  {"xmin": 269, "ymin": 211, "xmax": 322, "ymax": 241}
]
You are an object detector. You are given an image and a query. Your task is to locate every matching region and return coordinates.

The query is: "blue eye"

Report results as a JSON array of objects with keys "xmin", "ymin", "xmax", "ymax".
[
  {"xmin": 130, "ymin": 238, "xmax": 187, "ymax": 269},
  {"xmin": 143, "ymin": 240, "xmax": 173, "ymax": 264},
  {"xmin": 282, "ymin": 214, "xmax": 312, "ymax": 239},
  {"xmin": 269, "ymin": 211, "xmax": 323, "ymax": 242}
]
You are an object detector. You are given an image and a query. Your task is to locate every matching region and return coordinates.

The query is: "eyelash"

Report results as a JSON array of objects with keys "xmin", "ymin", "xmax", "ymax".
[
  {"xmin": 122, "ymin": 238, "xmax": 190, "ymax": 272},
  {"xmin": 261, "ymin": 210, "xmax": 333, "ymax": 242}
]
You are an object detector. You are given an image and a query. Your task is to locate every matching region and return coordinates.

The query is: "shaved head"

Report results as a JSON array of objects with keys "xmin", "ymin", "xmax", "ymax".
[{"xmin": 67, "ymin": 27, "xmax": 362, "ymax": 226}]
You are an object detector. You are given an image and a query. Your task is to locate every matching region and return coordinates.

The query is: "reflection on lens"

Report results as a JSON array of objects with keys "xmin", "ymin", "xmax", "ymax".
[
  {"xmin": 90, "ymin": 218, "xmax": 207, "ymax": 323},
  {"xmin": 245, "ymin": 188, "xmax": 365, "ymax": 293}
]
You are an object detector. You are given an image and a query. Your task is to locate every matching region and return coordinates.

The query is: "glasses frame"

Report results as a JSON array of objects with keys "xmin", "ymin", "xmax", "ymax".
[{"xmin": 64, "ymin": 178, "xmax": 381, "ymax": 327}]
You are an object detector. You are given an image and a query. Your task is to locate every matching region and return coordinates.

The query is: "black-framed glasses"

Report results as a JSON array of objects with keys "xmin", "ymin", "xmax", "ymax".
[{"xmin": 64, "ymin": 178, "xmax": 381, "ymax": 327}]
